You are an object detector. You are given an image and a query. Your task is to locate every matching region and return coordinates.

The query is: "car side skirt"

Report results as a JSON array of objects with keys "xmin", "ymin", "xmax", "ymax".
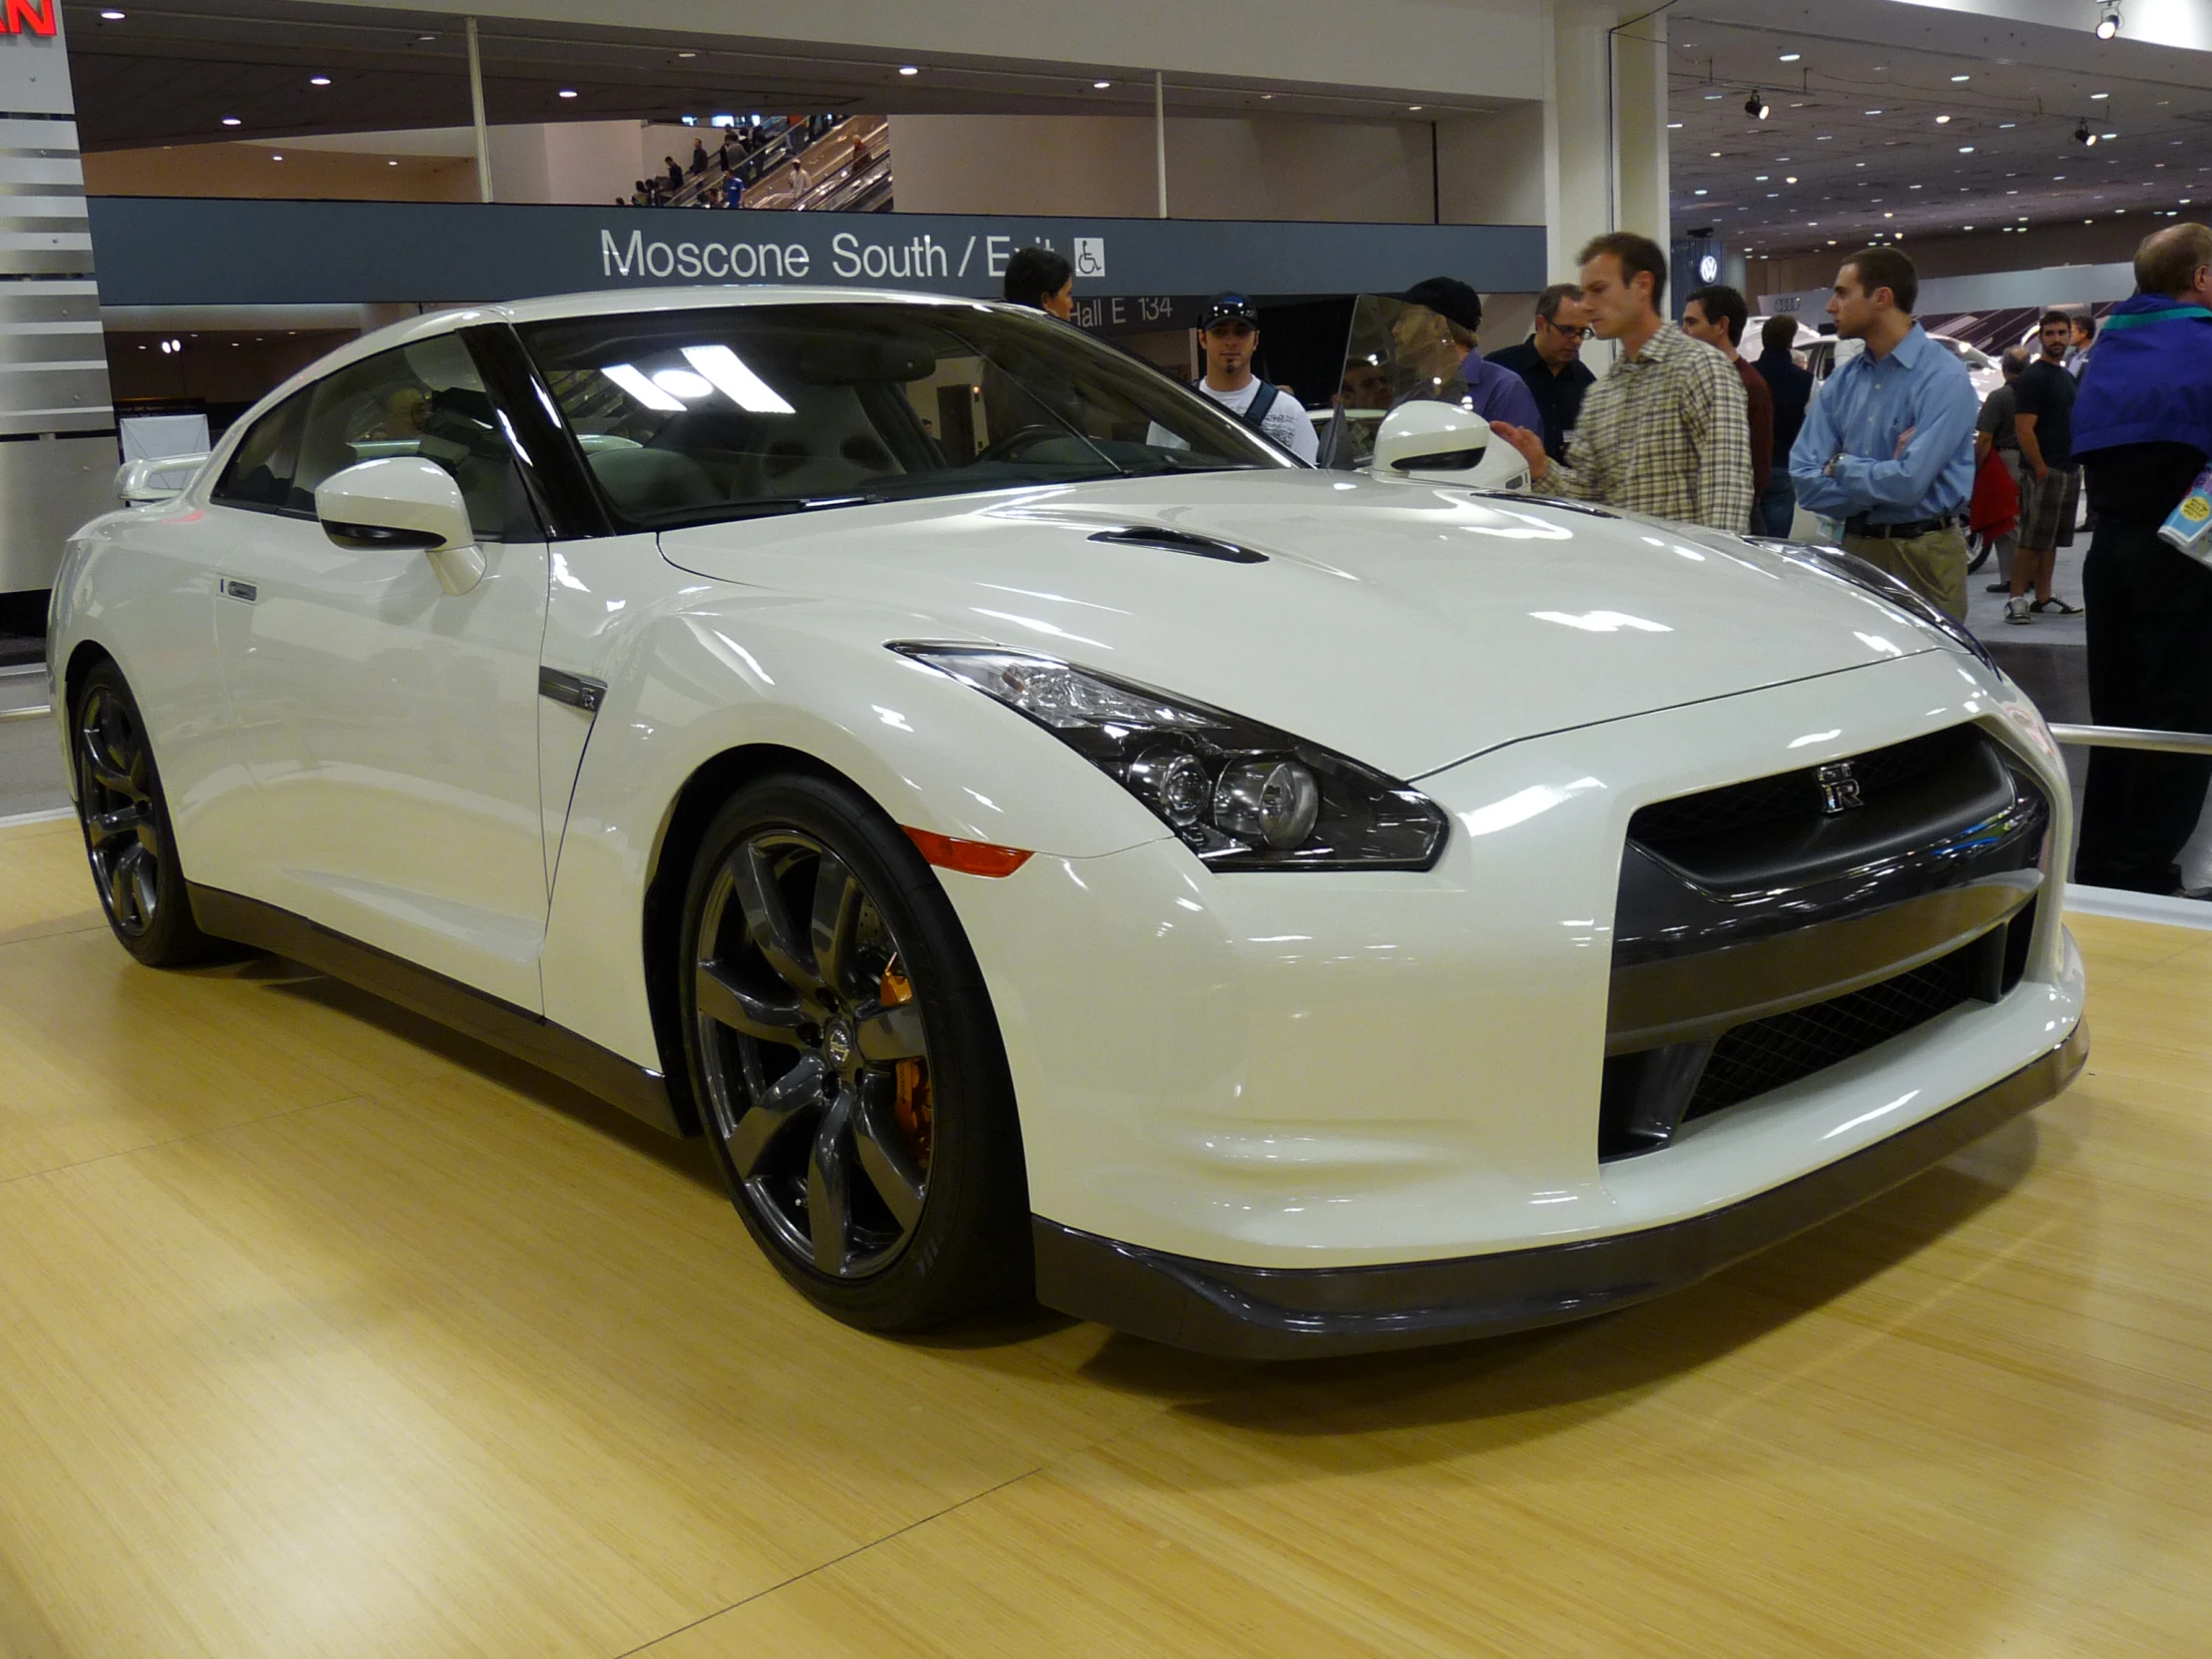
[
  {"xmin": 1031, "ymin": 1021, "xmax": 2087, "ymax": 1361},
  {"xmin": 186, "ymin": 883, "xmax": 686, "ymax": 1137}
]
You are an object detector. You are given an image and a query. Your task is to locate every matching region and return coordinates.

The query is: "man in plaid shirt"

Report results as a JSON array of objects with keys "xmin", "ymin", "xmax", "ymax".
[{"xmin": 1492, "ymin": 233, "xmax": 1757, "ymax": 533}]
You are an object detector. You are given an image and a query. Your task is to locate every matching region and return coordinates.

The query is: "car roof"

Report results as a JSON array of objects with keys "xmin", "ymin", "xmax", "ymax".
[{"xmin": 258, "ymin": 285, "xmax": 1015, "ymax": 411}]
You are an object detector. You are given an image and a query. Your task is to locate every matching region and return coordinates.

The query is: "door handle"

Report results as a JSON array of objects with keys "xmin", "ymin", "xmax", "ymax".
[
  {"xmin": 221, "ymin": 578, "xmax": 258, "ymax": 603},
  {"xmin": 538, "ymin": 667, "xmax": 606, "ymax": 713}
]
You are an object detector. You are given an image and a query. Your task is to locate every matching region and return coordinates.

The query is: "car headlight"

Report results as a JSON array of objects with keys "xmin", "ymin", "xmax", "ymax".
[
  {"xmin": 1747, "ymin": 536, "xmax": 1999, "ymax": 673},
  {"xmin": 892, "ymin": 645, "xmax": 1448, "ymax": 871}
]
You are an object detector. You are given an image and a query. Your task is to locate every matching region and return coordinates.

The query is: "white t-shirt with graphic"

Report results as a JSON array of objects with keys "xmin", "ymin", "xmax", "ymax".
[{"xmin": 1147, "ymin": 376, "xmax": 1318, "ymax": 463}]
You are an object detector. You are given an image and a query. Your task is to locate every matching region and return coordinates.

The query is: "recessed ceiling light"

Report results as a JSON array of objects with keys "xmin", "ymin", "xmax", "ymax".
[
  {"xmin": 1694, "ymin": 188, "xmax": 1708, "ymax": 196},
  {"xmin": 221, "ymin": 116, "xmax": 241, "ymax": 126},
  {"xmin": 309, "ymin": 75, "xmax": 330, "ymax": 86},
  {"xmin": 1779, "ymin": 52, "xmax": 1801, "ymax": 62},
  {"xmin": 1865, "ymin": 109, "xmax": 1883, "ymax": 116},
  {"xmin": 1711, "ymin": 151, "xmax": 1722, "ymax": 158},
  {"xmin": 1935, "ymin": 114, "xmax": 1952, "ymax": 124},
  {"xmin": 271, "ymin": 154, "xmax": 282, "ymax": 161},
  {"xmin": 898, "ymin": 64, "xmax": 918, "ymax": 75},
  {"xmin": 387, "ymin": 159, "xmax": 398, "ymax": 166},
  {"xmin": 1885, "ymin": 211, "xmax": 1894, "ymax": 217},
  {"xmin": 1407, "ymin": 104, "xmax": 1422, "ymax": 111},
  {"xmin": 99, "ymin": 7, "xmax": 124, "ymax": 16},
  {"xmin": 1094, "ymin": 80, "xmax": 1111, "ymax": 89},
  {"xmin": 2090, "ymin": 92, "xmax": 2109, "ymax": 100},
  {"xmin": 557, "ymin": 88, "xmax": 578, "ymax": 98},
  {"xmin": 1667, "ymin": 121, "xmax": 1683, "ymax": 129},
  {"xmin": 1950, "ymin": 74, "xmax": 1970, "ymax": 82},
  {"xmin": 677, "ymin": 50, "xmax": 697, "ymax": 58},
  {"xmin": 416, "ymin": 33, "xmax": 435, "ymax": 41},
  {"xmin": 1959, "ymin": 145, "xmax": 1975, "ymax": 153},
  {"xmin": 1755, "ymin": 174, "xmax": 1769, "ymax": 181}
]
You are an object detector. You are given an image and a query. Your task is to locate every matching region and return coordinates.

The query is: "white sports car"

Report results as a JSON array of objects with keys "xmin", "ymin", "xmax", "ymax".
[{"xmin": 48, "ymin": 287, "xmax": 2084, "ymax": 1358}]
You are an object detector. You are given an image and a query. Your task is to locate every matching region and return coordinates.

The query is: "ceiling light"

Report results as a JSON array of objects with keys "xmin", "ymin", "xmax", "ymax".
[
  {"xmin": 1746, "ymin": 92, "xmax": 1770, "ymax": 120},
  {"xmin": 1884, "ymin": 211, "xmax": 1894, "ymax": 218},
  {"xmin": 271, "ymin": 154, "xmax": 281, "ymax": 161},
  {"xmin": 1865, "ymin": 109, "xmax": 1884, "ymax": 116},
  {"xmin": 1667, "ymin": 121, "xmax": 1683, "ymax": 129},
  {"xmin": 1755, "ymin": 174, "xmax": 1769, "ymax": 181},
  {"xmin": 387, "ymin": 160, "xmax": 397, "ymax": 167},
  {"xmin": 1092, "ymin": 80, "xmax": 1111, "ymax": 89},
  {"xmin": 2090, "ymin": 92, "xmax": 2110, "ymax": 100},
  {"xmin": 1998, "ymin": 122, "xmax": 2016, "ymax": 129},
  {"xmin": 1711, "ymin": 151, "xmax": 1722, "ymax": 158},
  {"xmin": 2103, "ymin": 132, "xmax": 2118, "ymax": 141},
  {"xmin": 898, "ymin": 64, "xmax": 918, "ymax": 75},
  {"xmin": 1779, "ymin": 52, "xmax": 1801, "ymax": 62},
  {"xmin": 2076, "ymin": 122, "xmax": 2097, "ymax": 147},
  {"xmin": 1407, "ymin": 105, "xmax": 1423, "ymax": 111},
  {"xmin": 1785, "ymin": 175, "xmax": 1798, "ymax": 183},
  {"xmin": 309, "ymin": 75, "xmax": 330, "ymax": 86},
  {"xmin": 677, "ymin": 50, "xmax": 697, "ymax": 58},
  {"xmin": 557, "ymin": 88, "xmax": 578, "ymax": 98},
  {"xmin": 1959, "ymin": 146, "xmax": 1975, "ymax": 153},
  {"xmin": 1936, "ymin": 114, "xmax": 1951, "ymax": 125},
  {"xmin": 221, "ymin": 116, "xmax": 241, "ymax": 127},
  {"xmin": 1694, "ymin": 188, "xmax": 1708, "ymax": 196},
  {"xmin": 99, "ymin": 7, "xmax": 123, "ymax": 16},
  {"xmin": 2097, "ymin": 8, "xmax": 2121, "ymax": 39}
]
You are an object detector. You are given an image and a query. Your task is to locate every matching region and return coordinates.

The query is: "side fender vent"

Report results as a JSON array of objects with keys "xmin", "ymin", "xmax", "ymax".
[{"xmin": 1087, "ymin": 526, "xmax": 1268, "ymax": 564}]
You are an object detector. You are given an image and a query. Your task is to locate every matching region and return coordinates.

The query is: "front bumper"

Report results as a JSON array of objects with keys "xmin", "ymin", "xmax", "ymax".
[{"xmin": 1034, "ymin": 1021, "xmax": 2085, "ymax": 1359}]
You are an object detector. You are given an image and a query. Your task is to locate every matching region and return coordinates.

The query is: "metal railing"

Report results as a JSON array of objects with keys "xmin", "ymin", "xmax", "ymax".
[{"xmin": 2048, "ymin": 724, "xmax": 2212, "ymax": 758}]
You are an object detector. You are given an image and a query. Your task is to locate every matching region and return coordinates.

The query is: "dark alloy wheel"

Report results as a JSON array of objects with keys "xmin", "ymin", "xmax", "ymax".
[
  {"xmin": 679, "ymin": 775, "xmax": 1030, "ymax": 1330},
  {"xmin": 72, "ymin": 661, "xmax": 228, "ymax": 967}
]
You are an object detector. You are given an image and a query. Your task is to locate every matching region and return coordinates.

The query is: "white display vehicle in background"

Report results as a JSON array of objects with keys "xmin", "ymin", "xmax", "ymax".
[{"xmin": 47, "ymin": 287, "xmax": 2084, "ymax": 1359}]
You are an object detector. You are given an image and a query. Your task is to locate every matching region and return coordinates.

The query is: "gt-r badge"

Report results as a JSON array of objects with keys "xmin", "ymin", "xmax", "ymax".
[{"xmin": 1817, "ymin": 762, "xmax": 1866, "ymax": 814}]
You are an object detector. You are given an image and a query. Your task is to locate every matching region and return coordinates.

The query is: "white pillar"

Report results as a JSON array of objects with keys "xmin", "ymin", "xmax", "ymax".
[
  {"xmin": 1546, "ymin": 0, "xmax": 1671, "ymax": 278},
  {"xmin": 1154, "ymin": 71, "xmax": 1168, "ymax": 219},
  {"xmin": 467, "ymin": 16, "xmax": 493, "ymax": 204}
]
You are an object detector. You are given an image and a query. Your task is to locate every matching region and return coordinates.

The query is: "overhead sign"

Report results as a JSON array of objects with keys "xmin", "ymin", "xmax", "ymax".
[
  {"xmin": 86, "ymin": 198, "xmax": 1549, "ymax": 308},
  {"xmin": 2, "ymin": 0, "xmax": 55, "ymax": 36}
]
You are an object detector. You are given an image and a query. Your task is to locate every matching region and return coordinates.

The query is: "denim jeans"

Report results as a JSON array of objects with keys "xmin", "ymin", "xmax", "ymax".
[{"xmin": 1757, "ymin": 478, "xmax": 1797, "ymax": 537}]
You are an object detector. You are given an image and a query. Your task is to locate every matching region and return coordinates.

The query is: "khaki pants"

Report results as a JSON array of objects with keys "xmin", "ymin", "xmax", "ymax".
[{"xmin": 1842, "ymin": 525, "xmax": 1968, "ymax": 622}]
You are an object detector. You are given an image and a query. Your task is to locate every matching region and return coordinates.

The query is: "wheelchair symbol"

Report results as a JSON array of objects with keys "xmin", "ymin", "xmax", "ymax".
[{"xmin": 1074, "ymin": 238, "xmax": 1107, "ymax": 278}]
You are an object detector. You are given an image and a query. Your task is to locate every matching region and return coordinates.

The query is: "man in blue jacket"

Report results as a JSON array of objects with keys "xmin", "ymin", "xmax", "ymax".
[
  {"xmin": 2069, "ymin": 222, "xmax": 2212, "ymax": 893},
  {"xmin": 1754, "ymin": 315, "xmax": 1814, "ymax": 535},
  {"xmin": 1789, "ymin": 247, "xmax": 1979, "ymax": 618}
]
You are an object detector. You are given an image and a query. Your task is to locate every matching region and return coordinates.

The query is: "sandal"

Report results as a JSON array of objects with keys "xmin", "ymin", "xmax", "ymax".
[{"xmin": 2030, "ymin": 597, "xmax": 2083, "ymax": 615}]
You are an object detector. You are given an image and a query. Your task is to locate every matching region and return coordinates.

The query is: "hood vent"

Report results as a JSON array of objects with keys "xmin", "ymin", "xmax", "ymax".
[{"xmin": 1087, "ymin": 525, "xmax": 1268, "ymax": 564}]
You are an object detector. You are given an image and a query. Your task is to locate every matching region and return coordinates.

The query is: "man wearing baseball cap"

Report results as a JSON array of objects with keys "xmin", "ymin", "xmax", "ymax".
[
  {"xmin": 1188, "ymin": 294, "xmax": 1318, "ymax": 461},
  {"xmin": 1389, "ymin": 276, "xmax": 1543, "ymax": 431}
]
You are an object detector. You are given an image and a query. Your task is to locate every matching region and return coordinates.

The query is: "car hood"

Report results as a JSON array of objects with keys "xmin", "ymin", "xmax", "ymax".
[{"xmin": 657, "ymin": 470, "xmax": 1943, "ymax": 780}]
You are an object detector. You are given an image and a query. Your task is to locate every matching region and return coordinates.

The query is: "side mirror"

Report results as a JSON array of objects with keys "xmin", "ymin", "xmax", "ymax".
[
  {"xmin": 115, "ymin": 453, "xmax": 210, "ymax": 505},
  {"xmin": 1371, "ymin": 402, "xmax": 1531, "ymax": 491},
  {"xmin": 314, "ymin": 457, "xmax": 485, "ymax": 595}
]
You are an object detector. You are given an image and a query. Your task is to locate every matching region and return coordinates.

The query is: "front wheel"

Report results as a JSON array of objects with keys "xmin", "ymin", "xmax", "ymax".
[
  {"xmin": 679, "ymin": 774, "xmax": 1031, "ymax": 1331},
  {"xmin": 71, "ymin": 660, "xmax": 229, "ymax": 967},
  {"xmin": 1965, "ymin": 530, "xmax": 1994, "ymax": 574}
]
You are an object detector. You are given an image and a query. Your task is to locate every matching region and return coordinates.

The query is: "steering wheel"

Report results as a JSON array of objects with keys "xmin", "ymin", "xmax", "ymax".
[{"xmin": 973, "ymin": 424, "xmax": 1070, "ymax": 464}]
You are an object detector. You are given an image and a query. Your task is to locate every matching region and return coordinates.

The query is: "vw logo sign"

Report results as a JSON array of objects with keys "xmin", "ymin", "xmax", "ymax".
[{"xmin": 1698, "ymin": 253, "xmax": 1721, "ymax": 283}]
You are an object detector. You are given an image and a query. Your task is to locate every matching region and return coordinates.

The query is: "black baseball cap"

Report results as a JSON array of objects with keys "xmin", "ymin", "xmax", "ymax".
[
  {"xmin": 1399, "ymin": 276, "xmax": 1483, "ymax": 334},
  {"xmin": 1202, "ymin": 293, "xmax": 1261, "ymax": 330}
]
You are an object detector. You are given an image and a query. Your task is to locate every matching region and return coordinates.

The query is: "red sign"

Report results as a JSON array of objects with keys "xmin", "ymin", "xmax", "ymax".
[{"xmin": 3, "ymin": 0, "xmax": 57, "ymax": 36}]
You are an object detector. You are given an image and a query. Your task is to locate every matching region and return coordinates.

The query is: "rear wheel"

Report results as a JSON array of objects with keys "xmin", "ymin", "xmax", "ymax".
[
  {"xmin": 679, "ymin": 774, "xmax": 1031, "ymax": 1331},
  {"xmin": 72, "ymin": 661, "xmax": 228, "ymax": 967}
]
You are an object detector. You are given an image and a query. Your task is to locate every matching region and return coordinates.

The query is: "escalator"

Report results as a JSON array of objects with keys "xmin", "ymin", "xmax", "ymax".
[{"xmin": 742, "ymin": 115, "xmax": 891, "ymax": 213}]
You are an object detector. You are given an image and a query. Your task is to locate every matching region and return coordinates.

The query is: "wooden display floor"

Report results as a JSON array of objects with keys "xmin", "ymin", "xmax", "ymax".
[{"xmin": 1, "ymin": 813, "xmax": 2208, "ymax": 1657}]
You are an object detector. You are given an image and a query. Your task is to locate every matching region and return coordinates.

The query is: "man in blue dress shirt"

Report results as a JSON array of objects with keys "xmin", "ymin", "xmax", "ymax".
[{"xmin": 1789, "ymin": 247, "xmax": 1980, "ymax": 619}]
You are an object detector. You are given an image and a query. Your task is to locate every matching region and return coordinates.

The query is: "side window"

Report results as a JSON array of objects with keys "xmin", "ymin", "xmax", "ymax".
[
  {"xmin": 210, "ymin": 391, "xmax": 307, "ymax": 511},
  {"xmin": 289, "ymin": 333, "xmax": 521, "ymax": 541}
]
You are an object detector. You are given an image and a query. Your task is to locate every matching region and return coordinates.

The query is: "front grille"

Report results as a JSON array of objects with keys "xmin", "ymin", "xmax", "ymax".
[
  {"xmin": 1684, "ymin": 945, "xmax": 1974, "ymax": 1121},
  {"xmin": 1629, "ymin": 725, "xmax": 1976, "ymax": 851}
]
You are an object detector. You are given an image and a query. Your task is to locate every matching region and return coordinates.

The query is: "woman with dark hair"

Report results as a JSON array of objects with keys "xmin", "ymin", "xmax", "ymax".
[{"xmin": 1002, "ymin": 247, "xmax": 1074, "ymax": 318}]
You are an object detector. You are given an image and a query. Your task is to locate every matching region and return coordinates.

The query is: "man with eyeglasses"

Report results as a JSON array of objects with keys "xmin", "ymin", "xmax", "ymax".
[{"xmin": 1489, "ymin": 283, "xmax": 1596, "ymax": 462}]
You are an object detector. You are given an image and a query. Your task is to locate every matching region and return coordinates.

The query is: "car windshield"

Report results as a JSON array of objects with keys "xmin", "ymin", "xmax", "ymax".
[{"xmin": 518, "ymin": 300, "xmax": 1290, "ymax": 527}]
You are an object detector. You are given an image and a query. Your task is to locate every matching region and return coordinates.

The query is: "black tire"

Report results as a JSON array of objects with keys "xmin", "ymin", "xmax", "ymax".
[
  {"xmin": 1966, "ymin": 531, "xmax": 1993, "ymax": 574},
  {"xmin": 71, "ymin": 659, "xmax": 230, "ymax": 967},
  {"xmin": 679, "ymin": 773, "xmax": 1031, "ymax": 1332}
]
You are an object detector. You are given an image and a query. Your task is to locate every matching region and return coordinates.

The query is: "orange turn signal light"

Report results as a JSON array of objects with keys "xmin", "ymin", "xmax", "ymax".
[{"xmin": 903, "ymin": 826, "xmax": 1034, "ymax": 878}]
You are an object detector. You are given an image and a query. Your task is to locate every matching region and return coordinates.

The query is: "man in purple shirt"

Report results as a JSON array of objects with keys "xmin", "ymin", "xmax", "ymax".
[{"xmin": 1390, "ymin": 276, "xmax": 1543, "ymax": 432}]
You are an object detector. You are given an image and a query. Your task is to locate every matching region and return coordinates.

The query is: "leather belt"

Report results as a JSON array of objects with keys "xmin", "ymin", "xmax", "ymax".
[{"xmin": 1843, "ymin": 512, "xmax": 1964, "ymax": 539}]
